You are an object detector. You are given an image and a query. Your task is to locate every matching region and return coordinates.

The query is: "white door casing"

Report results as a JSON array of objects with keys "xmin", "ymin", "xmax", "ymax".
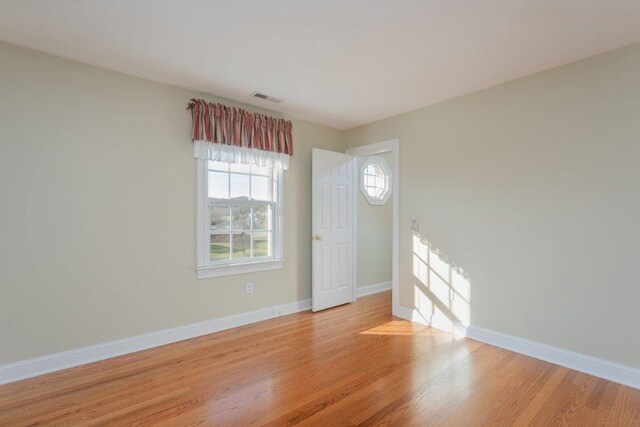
[
  {"xmin": 346, "ymin": 138, "xmax": 400, "ymax": 317},
  {"xmin": 312, "ymin": 148, "xmax": 355, "ymax": 312}
]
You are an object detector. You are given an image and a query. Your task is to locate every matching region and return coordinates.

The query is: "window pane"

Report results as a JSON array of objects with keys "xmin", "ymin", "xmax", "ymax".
[
  {"xmin": 230, "ymin": 173, "xmax": 250, "ymax": 200},
  {"xmin": 361, "ymin": 158, "xmax": 390, "ymax": 202},
  {"xmin": 231, "ymin": 232, "xmax": 252, "ymax": 259},
  {"xmin": 230, "ymin": 163, "xmax": 251, "ymax": 174},
  {"xmin": 203, "ymin": 161, "xmax": 279, "ymax": 265},
  {"xmin": 253, "ymin": 231, "xmax": 271, "ymax": 257},
  {"xmin": 251, "ymin": 164, "xmax": 270, "ymax": 176},
  {"xmin": 210, "ymin": 204, "xmax": 230, "ymax": 231},
  {"xmin": 208, "ymin": 171, "xmax": 229, "ymax": 200},
  {"xmin": 210, "ymin": 234, "xmax": 231, "ymax": 261},
  {"xmin": 253, "ymin": 204, "xmax": 271, "ymax": 230},
  {"xmin": 231, "ymin": 205, "xmax": 251, "ymax": 230},
  {"xmin": 208, "ymin": 161, "xmax": 229, "ymax": 172},
  {"xmin": 251, "ymin": 175, "xmax": 270, "ymax": 201}
]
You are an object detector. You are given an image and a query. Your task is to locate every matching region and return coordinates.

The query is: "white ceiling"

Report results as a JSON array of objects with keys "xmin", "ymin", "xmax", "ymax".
[{"xmin": 1, "ymin": 1, "xmax": 640, "ymax": 130}]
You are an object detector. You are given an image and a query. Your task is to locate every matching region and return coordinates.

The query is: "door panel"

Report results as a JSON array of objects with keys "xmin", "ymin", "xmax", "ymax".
[{"xmin": 312, "ymin": 148, "xmax": 355, "ymax": 311}]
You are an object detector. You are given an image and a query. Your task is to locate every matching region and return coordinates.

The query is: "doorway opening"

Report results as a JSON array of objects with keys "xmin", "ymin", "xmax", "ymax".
[{"xmin": 347, "ymin": 139, "xmax": 400, "ymax": 315}]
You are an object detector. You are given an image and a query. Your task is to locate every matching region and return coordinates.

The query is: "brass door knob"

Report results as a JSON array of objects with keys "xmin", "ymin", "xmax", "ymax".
[{"xmin": 313, "ymin": 234, "xmax": 323, "ymax": 241}]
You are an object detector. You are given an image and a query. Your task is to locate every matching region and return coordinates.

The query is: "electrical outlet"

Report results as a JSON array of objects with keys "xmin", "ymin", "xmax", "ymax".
[
  {"xmin": 246, "ymin": 282, "xmax": 254, "ymax": 294},
  {"xmin": 411, "ymin": 219, "xmax": 419, "ymax": 233}
]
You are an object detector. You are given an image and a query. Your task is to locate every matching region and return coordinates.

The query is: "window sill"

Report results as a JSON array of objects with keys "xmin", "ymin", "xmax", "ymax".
[{"xmin": 196, "ymin": 259, "xmax": 283, "ymax": 279}]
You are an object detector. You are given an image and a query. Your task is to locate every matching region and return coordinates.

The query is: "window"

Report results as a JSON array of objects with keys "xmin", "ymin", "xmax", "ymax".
[
  {"xmin": 196, "ymin": 160, "xmax": 283, "ymax": 278},
  {"xmin": 360, "ymin": 156, "xmax": 391, "ymax": 205}
]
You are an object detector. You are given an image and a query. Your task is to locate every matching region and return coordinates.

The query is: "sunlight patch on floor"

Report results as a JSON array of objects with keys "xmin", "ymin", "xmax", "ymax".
[{"xmin": 360, "ymin": 320, "xmax": 432, "ymax": 336}]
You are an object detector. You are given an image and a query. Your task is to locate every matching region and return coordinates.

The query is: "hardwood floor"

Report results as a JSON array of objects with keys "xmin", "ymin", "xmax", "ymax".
[{"xmin": 0, "ymin": 291, "xmax": 639, "ymax": 426}]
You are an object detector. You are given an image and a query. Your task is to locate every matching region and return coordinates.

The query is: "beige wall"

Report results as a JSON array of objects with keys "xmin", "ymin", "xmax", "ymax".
[
  {"xmin": 0, "ymin": 42, "xmax": 344, "ymax": 364},
  {"xmin": 346, "ymin": 43, "xmax": 640, "ymax": 369},
  {"xmin": 3, "ymin": 38, "xmax": 640, "ymax": 371},
  {"xmin": 356, "ymin": 152, "xmax": 392, "ymax": 288}
]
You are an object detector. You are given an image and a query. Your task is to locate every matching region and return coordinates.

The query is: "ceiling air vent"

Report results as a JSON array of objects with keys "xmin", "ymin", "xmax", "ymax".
[{"xmin": 252, "ymin": 92, "xmax": 283, "ymax": 104}]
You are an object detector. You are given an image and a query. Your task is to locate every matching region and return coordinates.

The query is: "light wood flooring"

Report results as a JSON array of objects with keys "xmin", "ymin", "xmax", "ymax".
[{"xmin": 0, "ymin": 291, "xmax": 639, "ymax": 426}]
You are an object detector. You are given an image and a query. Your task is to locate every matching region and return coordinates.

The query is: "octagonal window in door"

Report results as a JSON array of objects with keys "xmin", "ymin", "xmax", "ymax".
[{"xmin": 360, "ymin": 155, "xmax": 391, "ymax": 205}]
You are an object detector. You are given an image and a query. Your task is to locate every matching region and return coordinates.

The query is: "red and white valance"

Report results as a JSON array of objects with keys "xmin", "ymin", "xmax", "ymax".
[{"xmin": 188, "ymin": 98, "xmax": 293, "ymax": 170}]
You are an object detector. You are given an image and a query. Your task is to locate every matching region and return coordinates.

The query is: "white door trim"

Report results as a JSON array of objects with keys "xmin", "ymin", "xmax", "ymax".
[{"xmin": 346, "ymin": 139, "xmax": 400, "ymax": 317}]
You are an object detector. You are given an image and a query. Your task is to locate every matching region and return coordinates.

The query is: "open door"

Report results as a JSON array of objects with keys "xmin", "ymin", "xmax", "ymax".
[{"xmin": 312, "ymin": 148, "xmax": 355, "ymax": 312}]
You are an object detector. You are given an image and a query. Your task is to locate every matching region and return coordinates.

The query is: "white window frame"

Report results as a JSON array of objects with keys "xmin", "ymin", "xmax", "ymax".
[{"xmin": 195, "ymin": 158, "xmax": 283, "ymax": 279}]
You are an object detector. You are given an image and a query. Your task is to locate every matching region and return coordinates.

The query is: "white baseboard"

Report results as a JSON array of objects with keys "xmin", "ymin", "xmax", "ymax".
[
  {"xmin": 356, "ymin": 281, "xmax": 392, "ymax": 297},
  {"xmin": 465, "ymin": 325, "xmax": 640, "ymax": 390},
  {"xmin": 395, "ymin": 306, "xmax": 640, "ymax": 390},
  {"xmin": 278, "ymin": 298, "xmax": 313, "ymax": 316},
  {"xmin": 0, "ymin": 298, "xmax": 311, "ymax": 386}
]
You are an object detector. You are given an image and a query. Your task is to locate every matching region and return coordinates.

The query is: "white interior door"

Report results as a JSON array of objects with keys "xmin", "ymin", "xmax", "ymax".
[{"xmin": 312, "ymin": 148, "xmax": 355, "ymax": 312}]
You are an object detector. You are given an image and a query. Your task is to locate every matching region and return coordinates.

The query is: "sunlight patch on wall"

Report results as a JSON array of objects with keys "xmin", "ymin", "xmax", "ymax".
[{"xmin": 412, "ymin": 234, "xmax": 471, "ymax": 333}]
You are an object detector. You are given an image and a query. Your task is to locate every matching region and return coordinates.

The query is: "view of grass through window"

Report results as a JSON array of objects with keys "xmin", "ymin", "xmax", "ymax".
[{"xmin": 208, "ymin": 161, "xmax": 275, "ymax": 262}]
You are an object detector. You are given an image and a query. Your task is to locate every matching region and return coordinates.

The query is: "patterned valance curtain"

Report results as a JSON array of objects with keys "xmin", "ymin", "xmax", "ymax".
[{"xmin": 187, "ymin": 98, "xmax": 293, "ymax": 170}]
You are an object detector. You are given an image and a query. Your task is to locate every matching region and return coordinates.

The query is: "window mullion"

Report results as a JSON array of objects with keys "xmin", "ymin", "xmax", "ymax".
[
  {"xmin": 248, "ymin": 204, "xmax": 252, "ymax": 258},
  {"xmin": 249, "ymin": 169, "xmax": 253, "ymax": 258},
  {"xmin": 228, "ymin": 169, "xmax": 233, "ymax": 260}
]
